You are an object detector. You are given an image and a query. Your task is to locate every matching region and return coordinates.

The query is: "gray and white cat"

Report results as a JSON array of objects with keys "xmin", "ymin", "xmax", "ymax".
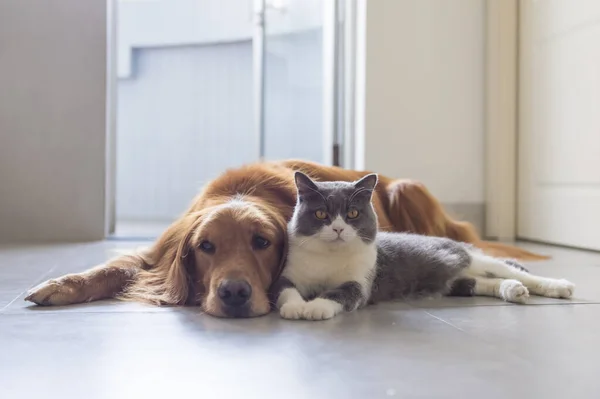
[{"xmin": 272, "ymin": 172, "xmax": 576, "ymax": 321}]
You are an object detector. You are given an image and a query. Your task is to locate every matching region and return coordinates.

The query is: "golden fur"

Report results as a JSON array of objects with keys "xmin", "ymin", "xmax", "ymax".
[{"xmin": 25, "ymin": 160, "xmax": 546, "ymax": 317}]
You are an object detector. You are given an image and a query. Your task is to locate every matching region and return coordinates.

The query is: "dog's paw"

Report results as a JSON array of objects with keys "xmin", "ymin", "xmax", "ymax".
[
  {"xmin": 539, "ymin": 279, "xmax": 575, "ymax": 299},
  {"xmin": 499, "ymin": 279, "xmax": 529, "ymax": 303},
  {"xmin": 301, "ymin": 298, "xmax": 342, "ymax": 321},
  {"xmin": 25, "ymin": 275, "xmax": 85, "ymax": 306},
  {"xmin": 279, "ymin": 301, "xmax": 306, "ymax": 320}
]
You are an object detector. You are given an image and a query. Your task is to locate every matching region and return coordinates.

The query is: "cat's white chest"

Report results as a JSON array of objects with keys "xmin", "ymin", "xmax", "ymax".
[{"xmin": 283, "ymin": 240, "xmax": 377, "ymax": 297}]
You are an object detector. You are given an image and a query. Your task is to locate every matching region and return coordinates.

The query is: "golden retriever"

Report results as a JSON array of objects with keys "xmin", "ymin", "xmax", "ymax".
[{"xmin": 25, "ymin": 160, "xmax": 544, "ymax": 317}]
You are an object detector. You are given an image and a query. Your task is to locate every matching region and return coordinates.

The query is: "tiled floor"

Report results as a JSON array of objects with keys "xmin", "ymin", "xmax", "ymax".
[
  {"xmin": 1, "ymin": 241, "xmax": 599, "ymax": 399},
  {"xmin": 113, "ymin": 220, "xmax": 171, "ymax": 240}
]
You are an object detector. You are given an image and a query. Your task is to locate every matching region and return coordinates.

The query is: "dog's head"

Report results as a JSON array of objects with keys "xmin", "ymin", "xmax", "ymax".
[
  {"xmin": 189, "ymin": 198, "xmax": 288, "ymax": 317},
  {"xmin": 126, "ymin": 196, "xmax": 288, "ymax": 318}
]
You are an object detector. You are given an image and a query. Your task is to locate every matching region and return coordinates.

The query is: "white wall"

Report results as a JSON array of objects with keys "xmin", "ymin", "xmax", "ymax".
[
  {"xmin": 358, "ymin": 0, "xmax": 485, "ymax": 206},
  {"xmin": 0, "ymin": 0, "xmax": 109, "ymax": 242}
]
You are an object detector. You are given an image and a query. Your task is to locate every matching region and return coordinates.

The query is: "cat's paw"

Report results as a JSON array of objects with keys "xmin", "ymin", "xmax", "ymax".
[
  {"xmin": 499, "ymin": 279, "xmax": 529, "ymax": 303},
  {"xmin": 280, "ymin": 301, "xmax": 306, "ymax": 320},
  {"xmin": 538, "ymin": 279, "xmax": 575, "ymax": 299},
  {"xmin": 301, "ymin": 298, "xmax": 342, "ymax": 321}
]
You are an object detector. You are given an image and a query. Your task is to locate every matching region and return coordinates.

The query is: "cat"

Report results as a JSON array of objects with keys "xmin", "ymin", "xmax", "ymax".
[{"xmin": 271, "ymin": 172, "xmax": 576, "ymax": 321}]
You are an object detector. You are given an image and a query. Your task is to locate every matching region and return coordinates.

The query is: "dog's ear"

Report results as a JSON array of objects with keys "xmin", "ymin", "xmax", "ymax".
[
  {"xmin": 174, "ymin": 212, "xmax": 206, "ymax": 305},
  {"xmin": 121, "ymin": 211, "xmax": 205, "ymax": 305},
  {"xmin": 273, "ymin": 210, "xmax": 289, "ymax": 281},
  {"xmin": 267, "ymin": 210, "xmax": 289, "ymax": 307}
]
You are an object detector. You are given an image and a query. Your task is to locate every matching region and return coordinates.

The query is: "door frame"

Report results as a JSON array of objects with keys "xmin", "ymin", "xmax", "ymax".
[
  {"xmin": 325, "ymin": 0, "xmax": 359, "ymax": 169},
  {"xmin": 485, "ymin": 0, "xmax": 519, "ymax": 240},
  {"xmin": 105, "ymin": 0, "xmax": 117, "ymax": 236},
  {"xmin": 322, "ymin": 0, "xmax": 340, "ymax": 166},
  {"xmin": 252, "ymin": 0, "xmax": 266, "ymax": 161},
  {"xmin": 253, "ymin": 0, "xmax": 353, "ymax": 167}
]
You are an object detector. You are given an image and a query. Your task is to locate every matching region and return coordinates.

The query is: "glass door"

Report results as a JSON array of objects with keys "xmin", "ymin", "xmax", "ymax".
[
  {"xmin": 254, "ymin": 0, "xmax": 346, "ymax": 165},
  {"xmin": 111, "ymin": 0, "xmax": 353, "ymax": 238},
  {"xmin": 114, "ymin": 0, "xmax": 258, "ymax": 237}
]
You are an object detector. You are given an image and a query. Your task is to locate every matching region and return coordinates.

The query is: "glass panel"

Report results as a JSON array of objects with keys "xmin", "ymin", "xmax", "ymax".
[
  {"xmin": 114, "ymin": 0, "xmax": 258, "ymax": 236},
  {"xmin": 263, "ymin": 0, "xmax": 327, "ymax": 162}
]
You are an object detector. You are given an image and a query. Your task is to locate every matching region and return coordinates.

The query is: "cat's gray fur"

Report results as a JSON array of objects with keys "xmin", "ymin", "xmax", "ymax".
[{"xmin": 370, "ymin": 233, "xmax": 475, "ymax": 303}]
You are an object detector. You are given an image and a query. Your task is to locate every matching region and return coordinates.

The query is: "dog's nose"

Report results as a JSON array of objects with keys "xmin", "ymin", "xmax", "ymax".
[{"xmin": 217, "ymin": 279, "xmax": 252, "ymax": 307}]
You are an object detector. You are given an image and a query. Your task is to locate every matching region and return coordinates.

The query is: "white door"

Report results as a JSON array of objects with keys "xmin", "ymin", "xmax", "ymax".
[{"xmin": 518, "ymin": 0, "xmax": 600, "ymax": 250}]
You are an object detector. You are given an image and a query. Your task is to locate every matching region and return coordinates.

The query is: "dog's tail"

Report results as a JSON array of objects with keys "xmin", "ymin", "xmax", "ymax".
[
  {"xmin": 475, "ymin": 241, "xmax": 549, "ymax": 261},
  {"xmin": 384, "ymin": 179, "xmax": 550, "ymax": 261}
]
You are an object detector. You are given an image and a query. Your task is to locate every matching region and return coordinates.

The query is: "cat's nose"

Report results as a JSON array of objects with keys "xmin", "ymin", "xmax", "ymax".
[{"xmin": 333, "ymin": 228, "xmax": 344, "ymax": 235}]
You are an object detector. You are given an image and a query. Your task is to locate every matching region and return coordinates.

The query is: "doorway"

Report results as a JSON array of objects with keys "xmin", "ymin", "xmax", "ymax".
[{"xmin": 112, "ymin": 0, "xmax": 353, "ymax": 238}]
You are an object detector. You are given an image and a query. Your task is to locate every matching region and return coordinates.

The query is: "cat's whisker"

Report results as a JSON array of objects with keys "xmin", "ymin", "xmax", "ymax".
[{"xmin": 297, "ymin": 236, "xmax": 315, "ymax": 247}]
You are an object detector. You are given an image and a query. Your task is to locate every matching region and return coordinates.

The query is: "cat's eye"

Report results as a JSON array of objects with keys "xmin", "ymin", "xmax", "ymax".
[
  {"xmin": 315, "ymin": 210, "xmax": 328, "ymax": 220},
  {"xmin": 199, "ymin": 240, "xmax": 216, "ymax": 254},
  {"xmin": 252, "ymin": 235, "xmax": 271, "ymax": 250},
  {"xmin": 347, "ymin": 209, "xmax": 359, "ymax": 219}
]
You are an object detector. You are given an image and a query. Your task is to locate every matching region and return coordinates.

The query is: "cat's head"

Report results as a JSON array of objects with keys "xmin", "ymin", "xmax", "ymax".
[{"xmin": 290, "ymin": 172, "xmax": 379, "ymax": 246}]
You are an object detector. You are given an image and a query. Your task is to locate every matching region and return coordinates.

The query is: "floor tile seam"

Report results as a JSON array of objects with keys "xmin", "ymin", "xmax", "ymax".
[
  {"xmin": 420, "ymin": 310, "xmax": 541, "ymax": 365},
  {"xmin": 413, "ymin": 300, "xmax": 600, "ymax": 311},
  {"xmin": 3, "ymin": 301, "xmax": 600, "ymax": 316},
  {"xmin": 0, "ymin": 309, "xmax": 193, "ymax": 316},
  {"xmin": 0, "ymin": 263, "xmax": 64, "ymax": 313}
]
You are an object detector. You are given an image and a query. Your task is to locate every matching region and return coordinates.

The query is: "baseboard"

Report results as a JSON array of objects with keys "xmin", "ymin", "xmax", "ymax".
[{"xmin": 442, "ymin": 202, "xmax": 485, "ymax": 237}]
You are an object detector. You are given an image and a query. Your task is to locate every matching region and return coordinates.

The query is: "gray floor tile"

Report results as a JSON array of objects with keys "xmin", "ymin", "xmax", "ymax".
[
  {"xmin": 1, "ymin": 241, "xmax": 600, "ymax": 398},
  {"xmin": 7, "ymin": 299, "xmax": 177, "ymax": 314},
  {"xmin": 0, "ymin": 241, "xmax": 150, "ymax": 312},
  {"xmin": 0, "ymin": 307, "xmax": 537, "ymax": 399},
  {"xmin": 422, "ymin": 304, "xmax": 600, "ymax": 398},
  {"xmin": 523, "ymin": 246, "xmax": 600, "ymax": 303}
]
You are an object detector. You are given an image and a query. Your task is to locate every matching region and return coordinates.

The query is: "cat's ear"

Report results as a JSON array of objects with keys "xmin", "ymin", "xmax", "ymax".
[
  {"xmin": 294, "ymin": 171, "xmax": 319, "ymax": 197},
  {"xmin": 354, "ymin": 173, "xmax": 378, "ymax": 192}
]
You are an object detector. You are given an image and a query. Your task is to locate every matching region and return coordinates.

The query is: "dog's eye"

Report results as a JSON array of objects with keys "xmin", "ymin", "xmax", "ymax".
[
  {"xmin": 199, "ymin": 240, "xmax": 216, "ymax": 254},
  {"xmin": 252, "ymin": 235, "xmax": 271, "ymax": 250},
  {"xmin": 347, "ymin": 209, "xmax": 359, "ymax": 219}
]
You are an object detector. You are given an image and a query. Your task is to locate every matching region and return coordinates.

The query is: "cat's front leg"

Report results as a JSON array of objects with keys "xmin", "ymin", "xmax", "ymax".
[
  {"xmin": 302, "ymin": 281, "xmax": 365, "ymax": 321},
  {"xmin": 271, "ymin": 276, "xmax": 307, "ymax": 320}
]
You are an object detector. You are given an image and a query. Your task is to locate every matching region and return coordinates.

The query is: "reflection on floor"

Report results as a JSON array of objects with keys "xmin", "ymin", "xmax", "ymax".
[
  {"xmin": 1, "ymin": 241, "xmax": 598, "ymax": 398},
  {"xmin": 112, "ymin": 220, "xmax": 171, "ymax": 239}
]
